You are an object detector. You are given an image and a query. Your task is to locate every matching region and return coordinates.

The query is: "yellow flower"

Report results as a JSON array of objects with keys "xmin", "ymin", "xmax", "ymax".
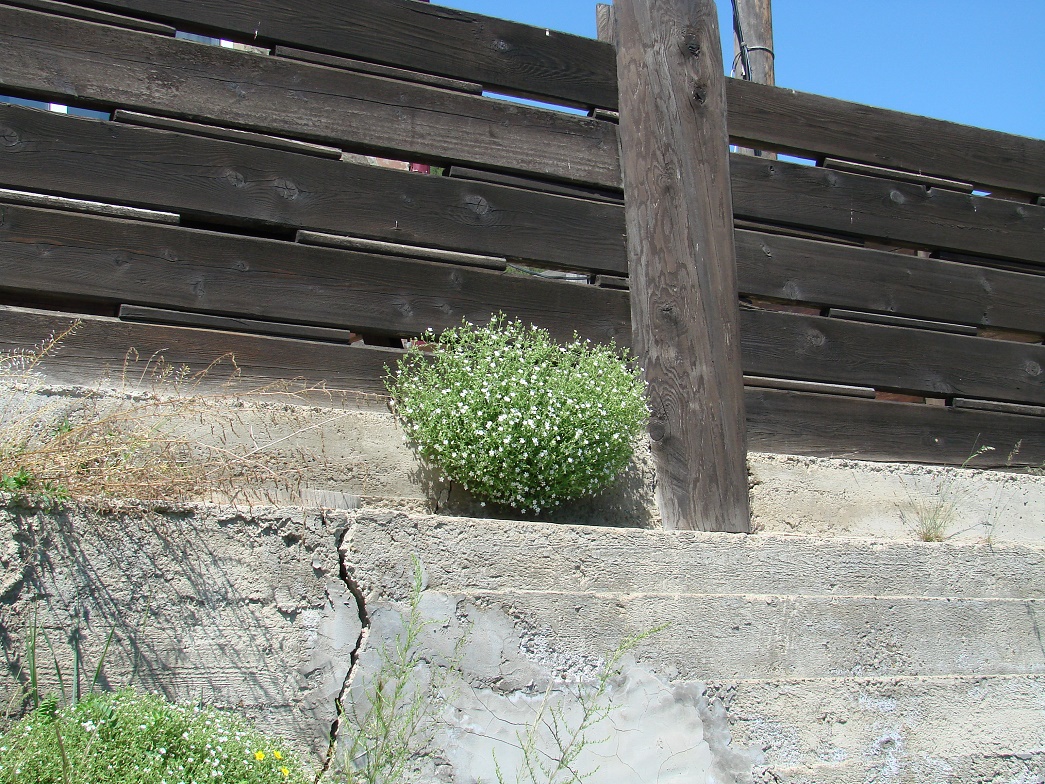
[
  {"xmin": 273, "ymin": 751, "xmax": 283, "ymax": 760},
  {"xmin": 281, "ymin": 767, "xmax": 290, "ymax": 777},
  {"xmin": 254, "ymin": 751, "xmax": 265, "ymax": 761}
]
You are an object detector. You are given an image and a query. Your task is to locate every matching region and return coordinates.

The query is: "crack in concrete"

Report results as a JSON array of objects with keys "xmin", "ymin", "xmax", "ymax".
[{"xmin": 316, "ymin": 517, "xmax": 370, "ymax": 783}]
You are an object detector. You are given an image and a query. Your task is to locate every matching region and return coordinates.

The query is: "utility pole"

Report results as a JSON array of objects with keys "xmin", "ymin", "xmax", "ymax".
[{"xmin": 732, "ymin": 0, "xmax": 775, "ymax": 158}]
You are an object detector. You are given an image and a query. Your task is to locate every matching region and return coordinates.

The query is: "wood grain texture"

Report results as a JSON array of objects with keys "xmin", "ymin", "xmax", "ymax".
[
  {"xmin": 0, "ymin": 104, "xmax": 628, "ymax": 273},
  {"xmin": 0, "ymin": 0, "xmax": 174, "ymax": 34},
  {"xmin": 730, "ymin": 153, "xmax": 1045, "ymax": 265},
  {"xmin": 0, "ymin": 5, "xmax": 620, "ymax": 187},
  {"xmin": 734, "ymin": 230, "xmax": 1045, "ymax": 335},
  {"xmin": 615, "ymin": 0, "xmax": 750, "ymax": 532},
  {"xmin": 295, "ymin": 231, "xmax": 507, "ymax": 271},
  {"xmin": 112, "ymin": 110, "xmax": 344, "ymax": 159},
  {"xmin": 826, "ymin": 309, "xmax": 978, "ymax": 336},
  {"xmin": 0, "ymin": 305, "xmax": 395, "ymax": 396},
  {"xmin": 725, "ymin": 79, "xmax": 1045, "ymax": 195},
  {"xmin": 0, "ymin": 203, "xmax": 631, "ymax": 345},
  {"xmin": 741, "ymin": 309, "xmax": 1045, "ymax": 406},
  {"xmin": 821, "ymin": 158, "xmax": 974, "ymax": 193},
  {"xmin": 8, "ymin": 303, "xmax": 1039, "ymax": 467},
  {"xmin": 60, "ymin": 0, "xmax": 619, "ymax": 109},
  {"xmin": 272, "ymin": 45, "xmax": 483, "ymax": 95},
  {"xmin": 118, "ymin": 304, "xmax": 358, "ymax": 344},
  {"xmin": 746, "ymin": 387, "xmax": 1044, "ymax": 467}
]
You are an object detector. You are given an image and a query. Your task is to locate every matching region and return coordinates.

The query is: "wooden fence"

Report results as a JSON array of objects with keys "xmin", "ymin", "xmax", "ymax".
[{"xmin": 0, "ymin": 0, "xmax": 1043, "ymax": 491}]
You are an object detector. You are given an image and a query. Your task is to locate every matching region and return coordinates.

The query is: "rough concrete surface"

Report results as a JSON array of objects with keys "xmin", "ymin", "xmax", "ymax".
[
  {"xmin": 342, "ymin": 511, "xmax": 1045, "ymax": 783},
  {"xmin": 0, "ymin": 501, "xmax": 357, "ymax": 759},
  {"xmin": 6, "ymin": 378, "xmax": 1045, "ymax": 540},
  {"xmin": 3, "ymin": 503, "xmax": 1044, "ymax": 781}
]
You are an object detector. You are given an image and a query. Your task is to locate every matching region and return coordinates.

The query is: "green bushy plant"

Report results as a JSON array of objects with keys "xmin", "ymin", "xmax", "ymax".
[
  {"xmin": 387, "ymin": 317, "xmax": 648, "ymax": 513},
  {"xmin": 0, "ymin": 689, "xmax": 312, "ymax": 784}
]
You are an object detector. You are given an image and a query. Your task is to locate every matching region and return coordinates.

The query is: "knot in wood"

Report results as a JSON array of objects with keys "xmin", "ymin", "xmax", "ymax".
[
  {"xmin": 691, "ymin": 83, "xmax": 709, "ymax": 106},
  {"xmin": 659, "ymin": 303, "xmax": 680, "ymax": 324},
  {"xmin": 274, "ymin": 178, "xmax": 299, "ymax": 200},
  {"xmin": 1023, "ymin": 359, "xmax": 1042, "ymax": 378},
  {"xmin": 492, "ymin": 38, "xmax": 513, "ymax": 53},
  {"xmin": 648, "ymin": 417, "xmax": 667, "ymax": 443},
  {"xmin": 466, "ymin": 195, "xmax": 491, "ymax": 216},
  {"xmin": 682, "ymin": 30, "xmax": 701, "ymax": 58},
  {"xmin": 223, "ymin": 168, "xmax": 246, "ymax": 188},
  {"xmin": 0, "ymin": 126, "xmax": 19, "ymax": 147},
  {"xmin": 889, "ymin": 190, "xmax": 905, "ymax": 205}
]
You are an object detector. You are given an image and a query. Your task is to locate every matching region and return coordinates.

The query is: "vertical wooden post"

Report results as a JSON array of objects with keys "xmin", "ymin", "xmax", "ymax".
[{"xmin": 614, "ymin": 0, "xmax": 751, "ymax": 532}]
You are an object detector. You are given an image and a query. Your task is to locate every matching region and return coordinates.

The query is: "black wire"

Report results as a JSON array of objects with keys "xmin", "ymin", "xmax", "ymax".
[{"xmin": 731, "ymin": 0, "xmax": 753, "ymax": 81}]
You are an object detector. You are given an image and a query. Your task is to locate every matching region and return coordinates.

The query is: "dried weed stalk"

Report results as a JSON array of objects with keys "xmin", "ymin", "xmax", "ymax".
[{"xmin": 0, "ymin": 324, "xmax": 359, "ymax": 505}]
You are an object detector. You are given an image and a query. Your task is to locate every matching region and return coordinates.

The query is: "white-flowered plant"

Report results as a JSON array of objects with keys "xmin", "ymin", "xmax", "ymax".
[{"xmin": 387, "ymin": 316, "xmax": 648, "ymax": 513}]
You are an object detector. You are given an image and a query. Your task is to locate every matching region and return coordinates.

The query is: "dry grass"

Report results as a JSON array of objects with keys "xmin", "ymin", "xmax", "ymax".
[{"xmin": 0, "ymin": 323, "xmax": 361, "ymax": 506}]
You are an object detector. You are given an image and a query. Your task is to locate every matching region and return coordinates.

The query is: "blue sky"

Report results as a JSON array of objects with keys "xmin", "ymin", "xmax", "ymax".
[{"xmin": 440, "ymin": 0, "xmax": 1045, "ymax": 140}]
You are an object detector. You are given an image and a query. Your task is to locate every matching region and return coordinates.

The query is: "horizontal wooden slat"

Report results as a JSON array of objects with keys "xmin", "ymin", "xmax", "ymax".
[
  {"xmin": 0, "ymin": 5, "xmax": 619, "ymax": 187},
  {"xmin": 118, "ymin": 304, "xmax": 357, "ymax": 344},
  {"xmin": 272, "ymin": 45, "xmax": 483, "ymax": 95},
  {"xmin": 821, "ymin": 158, "xmax": 974, "ymax": 193},
  {"xmin": 0, "ymin": 104, "xmax": 627, "ymax": 273},
  {"xmin": 953, "ymin": 398, "xmax": 1045, "ymax": 418},
  {"xmin": 0, "ymin": 203, "xmax": 631, "ymax": 345},
  {"xmin": 742, "ymin": 375, "xmax": 875, "ymax": 399},
  {"xmin": 5, "ymin": 303, "xmax": 1039, "ymax": 467},
  {"xmin": 448, "ymin": 166, "xmax": 624, "ymax": 204},
  {"xmin": 0, "ymin": 186, "xmax": 179, "ymax": 223},
  {"xmin": 1, "ymin": 0, "xmax": 174, "ymax": 34},
  {"xmin": 51, "ymin": 2, "xmax": 1043, "ymax": 193},
  {"xmin": 0, "ymin": 304, "xmax": 394, "ymax": 398},
  {"xmin": 295, "ymin": 231, "xmax": 507, "ymax": 271},
  {"xmin": 826, "ymin": 309, "xmax": 978, "ymax": 336},
  {"xmin": 7, "ymin": 202, "xmax": 1045, "ymax": 407},
  {"xmin": 112, "ymin": 110, "xmax": 344, "ymax": 159},
  {"xmin": 735, "ymin": 230, "xmax": 1045, "ymax": 335},
  {"xmin": 726, "ymin": 80, "xmax": 1045, "ymax": 195},
  {"xmin": 741, "ymin": 309, "xmax": 1045, "ymax": 406},
  {"xmin": 746, "ymin": 388, "xmax": 1044, "ymax": 467},
  {"xmin": 62, "ymin": 0, "xmax": 618, "ymax": 109},
  {"xmin": 731, "ymin": 153, "xmax": 1045, "ymax": 265}
]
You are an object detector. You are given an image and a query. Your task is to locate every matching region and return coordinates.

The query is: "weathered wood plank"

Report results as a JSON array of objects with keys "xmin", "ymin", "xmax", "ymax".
[
  {"xmin": 746, "ymin": 387, "xmax": 1044, "ymax": 467},
  {"xmin": 60, "ymin": 0, "xmax": 619, "ymax": 109},
  {"xmin": 743, "ymin": 375, "xmax": 875, "ymax": 399},
  {"xmin": 0, "ymin": 304, "xmax": 395, "ymax": 397},
  {"xmin": 295, "ymin": 231, "xmax": 507, "ymax": 271},
  {"xmin": 0, "ymin": 0, "xmax": 174, "ymax": 34},
  {"xmin": 734, "ymin": 230, "xmax": 1045, "ymax": 335},
  {"xmin": 726, "ymin": 79, "xmax": 1045, "ymax": 195},
  {"xmin": 0, "ymin": 5, "xmax": 620, "ymax": 188},
  {"xmin": 741, "ymin": 309, "xmax": 1045, "ymax": 406},
  {"xmin": 821, "ymin": 158, "xmax": 974, "ymax": 193},
  {"xmin": 272, "ymin": 46, "xmax": 483, "ymax": 95},
  {"xmin": 0, "ymin": 104, "xmax": 628, "ymax": 273},
  {"xmin": 730, "ymin": 153, "xmax": 1045, "ymax": 265},
  {"xmin": 118, "ymin": 304, "xmax": 357, "ymax": 344},
  {"xmin": 448, "ymin": 166, "xmax": 624, "ymax": 204},
  {"xmin": 0, "ymin": 186, "xmax": 179, "ymax": 223},
  {"xmin": 826, "ymin": 309, "xmax": 978, "ymax": 336},
  {"xmin": 953, "ymin": 398, "xmax": 1045, "ymax": 418},
  {"xmin": 7, "ymin": 302, "xmax": 1039, "ymax": 467},
  {"xmin": 616, "ymin": 0, "xmax": 749, "ymax": 532},
  {"xmin": 112, "ymin": 110, "xmax": 344, "ymax": 159},
  {"xmin": 0, "ymin": 203, "xmax": 631, "ymax": 345}
]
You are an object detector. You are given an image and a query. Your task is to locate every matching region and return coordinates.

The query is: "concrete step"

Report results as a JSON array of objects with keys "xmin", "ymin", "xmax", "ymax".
[
  {"xmin": 710, "ymin": 675, "xmax": 1045, "ymax": 778},
  {"xmin": 347, "ymin": 512, "xmax": 1045, "ymax": 599},
  {"xmin": 342, "ymin": 511, "xmax": 1045, "ymax": 783}
]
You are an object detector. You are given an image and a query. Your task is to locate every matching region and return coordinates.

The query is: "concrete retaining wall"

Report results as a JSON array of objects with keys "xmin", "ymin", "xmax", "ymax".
[{"xmin": 3, "ymin": 502, "xmax": 1043, "ymax": 782}]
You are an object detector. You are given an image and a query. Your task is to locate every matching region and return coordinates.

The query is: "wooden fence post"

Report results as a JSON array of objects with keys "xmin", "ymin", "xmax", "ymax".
[{"xmin": 614, "ymin": 0, "xmax": 751, "ymax": 532}]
